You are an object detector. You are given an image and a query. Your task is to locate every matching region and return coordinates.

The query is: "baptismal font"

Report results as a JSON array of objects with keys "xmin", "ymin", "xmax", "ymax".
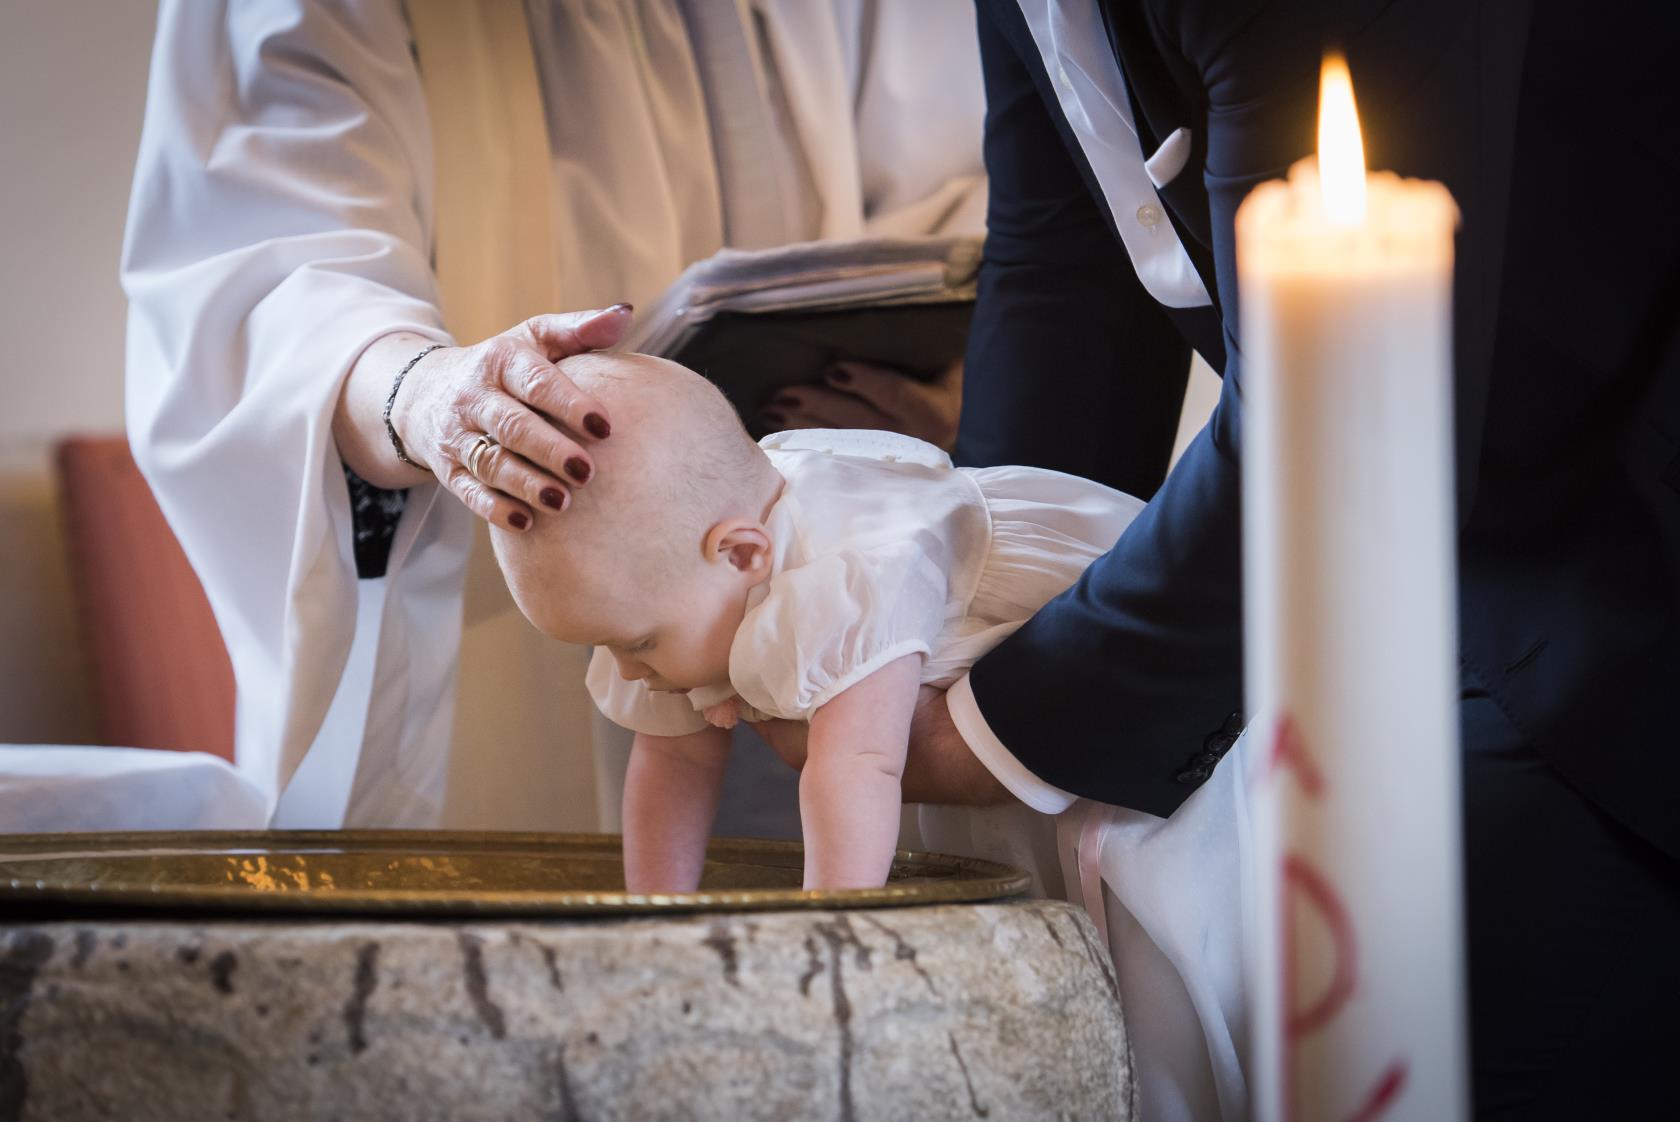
[{"xmin": 0, "ymin": 830, "xmax": 1131, "ymax": 1120}]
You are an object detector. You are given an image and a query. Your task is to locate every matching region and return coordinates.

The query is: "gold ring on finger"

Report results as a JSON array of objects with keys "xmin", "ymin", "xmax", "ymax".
[{"xmin": 465, "ymin": 433, "xmax": 499, "ymax": 480}]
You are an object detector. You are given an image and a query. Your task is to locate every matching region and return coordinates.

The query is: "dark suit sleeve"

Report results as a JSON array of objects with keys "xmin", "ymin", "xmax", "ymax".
[
  {"xmin": 969, "ymin": 350, "xmax": 1247, "ymax": 818},
  {"xmin": 957, "ymin": 0, "xmax": 1243, "ymax": 815},
  {"xmin": 955, "ymin": 0, "xmax": 1189, "ymax": 501},
  {"xmin": 966, "ymin": 0, "xmax": 1527, "ymax": 815}
]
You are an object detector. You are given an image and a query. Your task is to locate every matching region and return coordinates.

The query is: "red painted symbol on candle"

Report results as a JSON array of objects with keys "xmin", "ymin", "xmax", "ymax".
[
  {"xmin": 1342, "ymin": 1062, "xmax": 1409, "ymax": 1122},
  {"xmin": 1283, "ymin": 854, "xmax": 1358, "ymax": 1036},
  {"xmin": 1271, "ymin": 715, "xmax": 1411, "ymax": 1120},
  {"xmin": 1282, "ymin": 851, "xmax": 1410, "ymax": 1119},
  {"xmin": 1261, "ymin": 713, "xmax": 1325, "ymax": 796}
]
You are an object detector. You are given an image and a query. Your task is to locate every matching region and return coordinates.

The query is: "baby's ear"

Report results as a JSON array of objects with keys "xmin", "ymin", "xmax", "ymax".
[{"xmin": 705, "ymin": 519, "xmax": 773, "ymax": 579}]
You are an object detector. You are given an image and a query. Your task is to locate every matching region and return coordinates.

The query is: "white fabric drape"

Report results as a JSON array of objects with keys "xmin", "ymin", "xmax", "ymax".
[
  {"xmin": 123, "ymin": 0, "xmax": 457, "ymax": 824},
  {"xmin": 0, "ymin": 747, "xmax": 269, "ymax": 832}
]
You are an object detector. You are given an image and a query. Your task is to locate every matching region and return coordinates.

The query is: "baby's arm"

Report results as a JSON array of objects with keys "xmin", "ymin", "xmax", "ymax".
[
  {"xmin": 622, "ymin": 725, "xmax": 732, "ymax": 894},
  {"xmin": 799, "ymin": 652, "xmax": 925, "ymax": 890}
]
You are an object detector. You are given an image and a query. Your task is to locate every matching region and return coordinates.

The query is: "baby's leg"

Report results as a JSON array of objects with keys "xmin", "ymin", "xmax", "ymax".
[
  {"xmin": 622, "ymin": 726, "xmax": 732, "ymax": 893},
  {"xmin": 798, "ymin": 653, "xmax": 924, "ymax": 890}
]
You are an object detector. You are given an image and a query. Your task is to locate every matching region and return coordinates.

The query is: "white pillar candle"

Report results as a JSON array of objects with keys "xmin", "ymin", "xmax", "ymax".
[{"xmin": 1237, "ymin": 56, "xmax": 1467, "ymax": 1122}]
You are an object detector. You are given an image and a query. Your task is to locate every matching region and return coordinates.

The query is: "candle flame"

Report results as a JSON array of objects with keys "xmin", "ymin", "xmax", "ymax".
[{"xmin": 1317, "ymin": 52, "xmax": 1366, "ymax": 226}]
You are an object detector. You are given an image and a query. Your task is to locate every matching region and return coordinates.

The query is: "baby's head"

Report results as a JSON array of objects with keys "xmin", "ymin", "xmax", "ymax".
[{"xmin": 492, "ymin": 352, "xmax": 783, "ymax": 693}]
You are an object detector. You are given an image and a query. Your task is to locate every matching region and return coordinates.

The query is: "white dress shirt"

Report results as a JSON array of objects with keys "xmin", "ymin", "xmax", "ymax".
[{"xmin": 1020, "ymin": 0, "xmax": 1211, "ymax": 309}]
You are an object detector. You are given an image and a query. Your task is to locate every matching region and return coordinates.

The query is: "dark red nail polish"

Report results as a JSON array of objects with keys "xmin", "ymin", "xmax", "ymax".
[
  {"xmin": 540, "ymin": 487, "xmax": 566, "ymax": 510},
  {"xmin": 508, "ymin": 511, "xmax": 531, "ymax": 531},
  {"xmin": 827, "ymin": 366, "xmax": 852, "ymax": 385},
  {"xmin": 584, "ymin": 413, "xmax": 611, "ymax": 439},
  {"xmin": 565, "ymin": 457, "xmax": 592, "ymax": 484},
  {"xmin": 606, "ymin": 302, "xmax": 633, "ymax": 315}
]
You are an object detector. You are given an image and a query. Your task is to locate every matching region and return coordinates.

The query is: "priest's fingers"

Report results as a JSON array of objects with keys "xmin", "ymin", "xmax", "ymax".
[
  {"xmin": 478, "ymin": 390, "xmax": 593, "ymax": 498},
  {"xmin": 901, "ymin": 685, "xmax": 1013, "ymax": 806},
  {"xmin": 760, "ymin": 388, "xmax": 891, "ymax": 433},
  {"xmin": 825, "ymin": 359, "xmax": 963, "ymax": 450},
  {"xmin": 453, "ymin": 425, "xmax": 572, "ymax": 515},
  {"xmin": 499, "ymin": 350, "xmax": 614, "ymax": 453},
  {"xmin": 440, "ymin": 453, "xmax": 536, "ymax": 533},
  {"xmin": 515, "ymin": 305, "xmax": 632, "ymax": 362},
  {"xmin": 381, "ymin": 334, "xmax": 592, "ymax": 524},
  {"xmin": 758, "ymin": 409, "xmax": 823, "ymax": 433},
  {"xmin": 746, "ymin": 718, "xmax": 809, "ymax": 771}
]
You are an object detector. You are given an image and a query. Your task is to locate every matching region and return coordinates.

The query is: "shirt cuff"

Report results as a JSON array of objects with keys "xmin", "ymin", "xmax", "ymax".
[{"xmin": 946, "ymin": 673, "xmax": 1077, "ymax": 814}]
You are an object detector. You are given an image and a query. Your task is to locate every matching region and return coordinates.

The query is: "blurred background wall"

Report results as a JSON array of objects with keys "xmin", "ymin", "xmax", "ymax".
[{"xmin": 0, "ymin": 0, "xmax": 160, "ymax": 744}]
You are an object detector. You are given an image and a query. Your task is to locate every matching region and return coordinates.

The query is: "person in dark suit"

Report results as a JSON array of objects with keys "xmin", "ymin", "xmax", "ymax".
[{"xmin": 924, "ymin": 0, "xmax": 1678, "ymax": 1116}]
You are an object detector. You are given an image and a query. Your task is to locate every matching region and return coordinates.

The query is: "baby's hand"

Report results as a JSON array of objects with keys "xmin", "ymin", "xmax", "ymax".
[{"xmin": 702, "ymin": 696, "xmax": 746, "ymax": 730}]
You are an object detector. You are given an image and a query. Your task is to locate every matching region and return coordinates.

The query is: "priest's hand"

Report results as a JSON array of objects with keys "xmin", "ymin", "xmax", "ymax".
[
  {"xmin": 748, "ymin": 685, "xmax": 1013, "ymax": 806},
  {"xmin": 334, "ymin": 305, "xmax": 631, "ymax": 532},
  {"xmin": 760, "ymin": 360, "xmax": 963, "ymax": 452}
]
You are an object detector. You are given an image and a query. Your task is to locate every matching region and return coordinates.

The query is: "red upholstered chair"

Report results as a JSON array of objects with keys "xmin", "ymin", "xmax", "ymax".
[{"xmin": 54, "ymin": 436, "xmax": 236, "ymax": 761}]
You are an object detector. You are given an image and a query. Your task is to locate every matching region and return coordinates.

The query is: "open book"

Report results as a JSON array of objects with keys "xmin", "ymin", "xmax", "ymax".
[{"xmin": 621, "ymin": 235, "xmax": 982, "ymax": 430}]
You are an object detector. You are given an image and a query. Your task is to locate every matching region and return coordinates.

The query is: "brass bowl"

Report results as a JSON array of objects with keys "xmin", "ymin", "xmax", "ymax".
[{"xmin": 0, "ymin": 830, "xmax": 1030, "ymax": 917}]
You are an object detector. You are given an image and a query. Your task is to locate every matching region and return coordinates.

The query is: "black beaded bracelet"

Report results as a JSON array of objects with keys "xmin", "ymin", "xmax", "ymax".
[{"xmin": 383, "ymin": 343, "xmax": 446, "ymax": 469}]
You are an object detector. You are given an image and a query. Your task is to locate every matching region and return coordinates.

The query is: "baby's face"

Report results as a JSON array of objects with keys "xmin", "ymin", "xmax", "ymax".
[
  {"xmin": 529, "ymin": 550, "xmax": 758, "ymax": 694},
  {"xmin": 592, "ymin": 573, "xmax": 745, "ymax": 693},
  {"xmin": 490, "ymin": 349, "xmax": 782, "ymax": 694}
]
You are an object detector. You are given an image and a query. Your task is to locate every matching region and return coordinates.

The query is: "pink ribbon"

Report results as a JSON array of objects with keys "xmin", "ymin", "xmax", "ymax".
[{"xmin": 1072, "ymin": 801, "xmax": 1122, "ymax": 950}]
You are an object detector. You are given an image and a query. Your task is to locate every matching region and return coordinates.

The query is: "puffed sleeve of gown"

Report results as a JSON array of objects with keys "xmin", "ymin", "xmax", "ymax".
[
  {"xmin": 121, "ymin": 0, "xmax": 461, "ymax": 803},
  {"xmin": 728, "ymin": 543, "xmax": 950, "ymax": 722}
]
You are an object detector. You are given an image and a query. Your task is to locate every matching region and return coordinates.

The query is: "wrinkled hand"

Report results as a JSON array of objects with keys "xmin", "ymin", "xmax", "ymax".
[
  {"xmin": 761, "ymin": 359, "xmax": 963, "ymax": 452},
  {"xmin": 388, "ymin": 307, "xmax": 630, "ymax": 531},
  {"xmin": 702, "ymin": 696, "xmax": 745, "ymax": 730},
  {"xmin": 748, "ymin": 685, "xmax": 1012, "ymax": 806}
]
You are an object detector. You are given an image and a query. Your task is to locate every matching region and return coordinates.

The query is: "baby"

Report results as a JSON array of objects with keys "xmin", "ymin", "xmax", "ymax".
[{"xmin": 492, "ymin": 352, "xmax": 1143, "ymax": 893}]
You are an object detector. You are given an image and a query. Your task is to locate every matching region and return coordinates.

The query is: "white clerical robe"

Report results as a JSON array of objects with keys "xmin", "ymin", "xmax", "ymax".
[{"xmin": 122, "ymin": 0, "xmax": 986, "ymax": 829}]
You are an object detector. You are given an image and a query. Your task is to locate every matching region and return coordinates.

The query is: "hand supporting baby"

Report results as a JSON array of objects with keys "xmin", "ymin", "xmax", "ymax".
[{"xmin": 749, "ymin": 685, "xmax": 1014, "ymax": 807}]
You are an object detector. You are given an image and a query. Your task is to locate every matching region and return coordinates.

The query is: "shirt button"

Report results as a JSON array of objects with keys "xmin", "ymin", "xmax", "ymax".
[
  {"xmin": 1057, "ymin": 65, "xmax": 1072, "ymax": 90},
  {"xmin": 1136, "ymin": 204, "xmax": 1162, "ymax": 229}
]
